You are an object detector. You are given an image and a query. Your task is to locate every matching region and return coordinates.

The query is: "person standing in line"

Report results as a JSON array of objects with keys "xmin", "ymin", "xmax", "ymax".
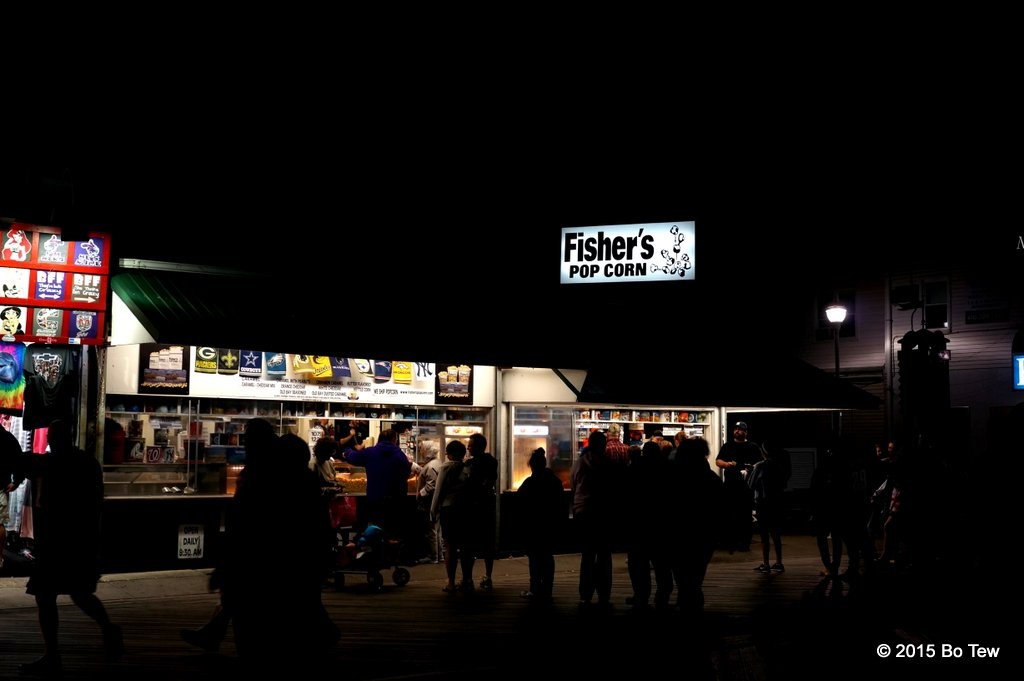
[
  {"xmin": 810, "ymin": 448, "xmax": 844, "ymax": 579},
  {"xmin": 467, "ymin": 433, "xmax": 498, "ymax": 590},
  {"xmin": 312, "ymin": 437, "xmax": 342, "ymax": 583},
  {"xmin": 604, "ymin": 424, "xmax": 630, "ymax": 464},
  {"xmin": 344, "ymin": 429, "xmax": 412, "ymax": 537},
  {"xmin": 667, "ymin": 430, "xmax": 688, "ymax": 461},
  {"xmin": 517, "ymin": 447, "xmax": 566, "ymax": 601},
  {"xmin": 671, "ymin": 437, "xmax": 724, "ymax": 616},
  {"xmin": 571, "ymin": 430, "xmax": 617, "ymax": 609},
  {"xmin": 715, "ymin": 421, "xmax": 762, "ymax": 552},
  {"xmin": 749, "ymin": 441, "xmax": 791, "ymax": 573},
  {"xmin": 431, "ymin": 440, "xmax": 473, "ymax": 594},
  {"xmin": 624, "ymin": 441, "xmax": 661, "ymax": 609},
  {"xmin": 19, "ymin": 419, "xmax": 123, "ymax": 676},
  {"xmin": 416, "ymin": 441, "xmax": 444, "ymax": 563}
]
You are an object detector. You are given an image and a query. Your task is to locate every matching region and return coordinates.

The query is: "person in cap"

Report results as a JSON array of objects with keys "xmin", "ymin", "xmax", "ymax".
[{"xmin": 715, "ymin": 421, "xmax": 762, "ymax": 553}]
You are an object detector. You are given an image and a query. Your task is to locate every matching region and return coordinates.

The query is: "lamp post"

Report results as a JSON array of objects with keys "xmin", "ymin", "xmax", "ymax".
[
  {"xmin": 825, "ymin": 303, "xmax": 847, "ymax": 377},
  {"xmin": 825, "ymin": 302, "xmax": 848, "ymax": 438}
]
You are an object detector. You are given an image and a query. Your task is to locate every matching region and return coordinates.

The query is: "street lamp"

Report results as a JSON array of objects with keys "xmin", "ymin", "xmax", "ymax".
[
  {"xmin": 826, "ymin": 302, "xmax": 847, "ymax": 439},
  {"xmin": 825, "ymin": 303, "xmax": 848, "ymax": 378}
]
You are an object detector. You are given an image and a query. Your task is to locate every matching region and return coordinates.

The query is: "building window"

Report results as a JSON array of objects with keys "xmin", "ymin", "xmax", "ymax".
[
  {"xmin": 815, "ymin": 290, "xmax": 856, "ymax": 342},
  {"xmin": 923, "ymin": 280, "xmax": 949, "ymax": 329}
]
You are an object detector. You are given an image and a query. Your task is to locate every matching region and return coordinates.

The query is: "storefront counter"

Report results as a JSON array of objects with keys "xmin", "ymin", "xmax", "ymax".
[{"xmin": 100, "ymin": 495, "xmax": 229, "ymax": 573}]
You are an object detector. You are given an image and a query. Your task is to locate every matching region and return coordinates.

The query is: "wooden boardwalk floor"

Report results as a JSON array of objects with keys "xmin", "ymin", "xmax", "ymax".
[{"xmin": 0, "ymin": 533, "xmax": 1006, "ymax": 680}]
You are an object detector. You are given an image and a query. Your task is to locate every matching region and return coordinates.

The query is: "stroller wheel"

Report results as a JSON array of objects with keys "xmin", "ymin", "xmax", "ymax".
[
  {"xmin": 393, "ymin": 567, "xmax": 411, "ymax": 586},
  {"xmin": 367, "ymin": 571, "xmax": 384, "ymax": 591}
]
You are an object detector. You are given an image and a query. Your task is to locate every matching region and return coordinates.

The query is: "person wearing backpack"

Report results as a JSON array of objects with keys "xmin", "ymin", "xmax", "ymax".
[{"xmin": 431, "ymin": 440, "xmax": 473, "ymax": 594}]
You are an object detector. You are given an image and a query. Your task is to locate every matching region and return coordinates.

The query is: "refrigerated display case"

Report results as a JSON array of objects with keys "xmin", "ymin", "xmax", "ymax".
[
  {"xmin": 508, "ymin": 406, "xmax": 574, "ymax": 490},
  {"xmin": 511, "ymin": 424, "xmax": 549, "ymax": 489},
  {"xmin": 443, "ymin": 424, "xmax": 484, "ymax": 454}
]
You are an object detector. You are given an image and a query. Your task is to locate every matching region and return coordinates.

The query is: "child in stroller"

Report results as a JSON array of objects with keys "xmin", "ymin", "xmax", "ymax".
[{"xmin": 334, "ymin": 523, "xmax": 411, "ymax": 591}]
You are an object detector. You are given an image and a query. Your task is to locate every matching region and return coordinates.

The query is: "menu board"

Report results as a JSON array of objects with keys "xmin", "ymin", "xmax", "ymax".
[{"xmin": 0, "ymin": 224, "xmax": 110, "ymax": 345}]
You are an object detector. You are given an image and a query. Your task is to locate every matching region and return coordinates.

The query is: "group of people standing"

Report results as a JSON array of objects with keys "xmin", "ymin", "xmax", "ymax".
[
  {"xmin": 429, "ymin": 433, "xmax": 498, "ymax": 594},
  {"xmin": 715, "ymin": 421, "xmax": 792, "ymax": 574},
  {"xmin": 571, "ymin": 427, "xmax": 725, "ymax": 615},
  {"xmin": 8, "ymin": 413, "xmax": 876, "ymax": 675}
]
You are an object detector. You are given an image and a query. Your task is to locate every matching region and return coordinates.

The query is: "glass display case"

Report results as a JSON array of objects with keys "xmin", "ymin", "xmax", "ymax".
[{"xmin": 102, "ymin": 463, "xmax": 226, "ymax": 497}]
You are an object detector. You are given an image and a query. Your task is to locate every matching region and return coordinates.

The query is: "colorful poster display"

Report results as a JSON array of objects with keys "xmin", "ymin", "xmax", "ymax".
[
  {"xmin": 0, "ymin": 224, "xmax": 109, "ymax": 345},
  {"xmin": 187, "ymin": 354, "xmax": 450, "ymax": 406}
]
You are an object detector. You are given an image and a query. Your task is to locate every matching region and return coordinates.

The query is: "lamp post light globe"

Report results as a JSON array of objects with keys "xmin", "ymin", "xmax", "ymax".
[{"xmin": 826, "ymin": 304, "xmax": 848, "ymax": 325}]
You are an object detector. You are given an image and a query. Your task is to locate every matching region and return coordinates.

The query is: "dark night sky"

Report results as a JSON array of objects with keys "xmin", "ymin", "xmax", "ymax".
[
  {"xmin": 1, "ymin": 135, "xmax": 1018, "ymax": 364},
  {"xmin": 4, "ymin": 150, "xmax": 1007, "ymax": 272}
]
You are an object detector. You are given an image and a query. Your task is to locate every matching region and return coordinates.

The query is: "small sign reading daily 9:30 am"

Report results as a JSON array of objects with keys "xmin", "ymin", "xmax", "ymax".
[{"xmin": 560, "ymin": 221, "xmax": 695, "ymax": 284}]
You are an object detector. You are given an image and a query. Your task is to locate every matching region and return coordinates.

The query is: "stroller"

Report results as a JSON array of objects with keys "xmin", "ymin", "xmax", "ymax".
[
  {"xmin": 328, "ymin": 496, "xmax": 410, "ymax": 591},
  {"xmin": 333, "ymin": 523, "xmax": 411, "ymax": 591}
]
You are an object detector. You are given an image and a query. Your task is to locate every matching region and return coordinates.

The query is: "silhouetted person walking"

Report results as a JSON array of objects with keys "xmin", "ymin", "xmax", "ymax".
[
  {"xmin": 19, "ymin": 419, "xmax": 123, "ymax": 677},
  {"xmin": 223, "ymin": 426, "xmax": 337, "ymax": 666}
]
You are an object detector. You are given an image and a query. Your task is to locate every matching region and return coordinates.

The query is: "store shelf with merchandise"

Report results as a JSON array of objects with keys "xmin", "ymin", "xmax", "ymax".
[
  {"xmin": 575, "ymin": 408, "xmax": 713, "ymax": 426},
  {"xmin": 573, "ymin": 407, "xmax": 715, "ymax": 450},
  {"xmin": 103, "ymin": 395, "xmax": 491, "ymax": 497}
]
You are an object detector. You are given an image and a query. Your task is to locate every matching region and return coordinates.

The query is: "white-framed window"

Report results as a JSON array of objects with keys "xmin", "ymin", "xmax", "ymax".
[
  {"xmin": 891, "ymin": 279, "xmax": 950, "ymax": 330},
  {"xmin": 923, "ymin": 280, "xmax": 949, "ymax": 330}
]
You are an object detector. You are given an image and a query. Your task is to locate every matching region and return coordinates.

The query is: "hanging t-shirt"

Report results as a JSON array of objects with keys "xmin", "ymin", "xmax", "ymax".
[
  {"xmin": 0, "ymin": 341, "xmax": 27, "ymax": 416},
  {"xmin": 22, "ymin": 345, "xmax": 80, "ymax": 429}
]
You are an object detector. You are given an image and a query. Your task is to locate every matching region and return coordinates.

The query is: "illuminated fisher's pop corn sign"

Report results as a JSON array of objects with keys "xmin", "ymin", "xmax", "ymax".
[{"xmin": 560, "ymin": 221, "xmax": 695, "ymax": 284}]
